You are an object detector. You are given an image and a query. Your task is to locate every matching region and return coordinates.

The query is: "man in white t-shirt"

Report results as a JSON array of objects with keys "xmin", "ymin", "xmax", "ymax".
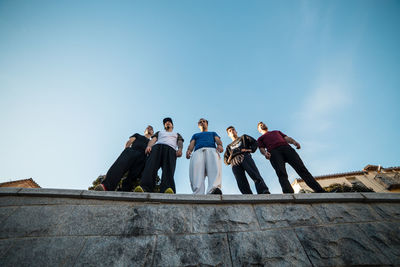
[{"xmin": 135, "ymin": 118, "xmax": 184, "ymax": 194}]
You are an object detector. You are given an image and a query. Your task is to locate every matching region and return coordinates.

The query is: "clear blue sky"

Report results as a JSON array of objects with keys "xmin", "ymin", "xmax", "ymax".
[{"xmin": 1, "ymin": 0, "xmax": 399, "ymax": 193}]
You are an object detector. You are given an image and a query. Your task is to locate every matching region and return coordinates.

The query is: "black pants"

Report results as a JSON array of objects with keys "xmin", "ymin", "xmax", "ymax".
[
  {"xmin": 140, "ymin": 144, "xmax": 177, "ymax": 193},
  {"xmin": 102, "ymin": 148, "xmax": 146, "ymax": 191},
  {"xmin": 269, "ymin": 145, "xmax": 325, "ymax": 193},
  {"xmin": 232, "ymin": 154, "xmax": 269, "ymax": 194}
]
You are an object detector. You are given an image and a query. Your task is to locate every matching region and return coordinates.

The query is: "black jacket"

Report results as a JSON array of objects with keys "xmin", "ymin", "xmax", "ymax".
[{"xmin": 224, "ymin": 134, "xmax": 258, "ymax": 165}]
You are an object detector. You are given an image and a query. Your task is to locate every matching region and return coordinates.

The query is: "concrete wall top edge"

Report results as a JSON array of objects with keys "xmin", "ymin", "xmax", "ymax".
[{"xmin": 0, "ymin": 188, "xmax": 399, "ymax": 204}]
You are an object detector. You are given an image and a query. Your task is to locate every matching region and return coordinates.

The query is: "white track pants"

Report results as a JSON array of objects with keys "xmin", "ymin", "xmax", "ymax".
[{"xmin": 189, "ymin": 147, "xmax": 222, "ymax": 194}]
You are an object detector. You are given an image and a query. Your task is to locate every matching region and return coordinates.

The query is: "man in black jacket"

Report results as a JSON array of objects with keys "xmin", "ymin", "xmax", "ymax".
[
  {"xmin": 95, "ymin": 125, "xmax": 154, "ymax": 191},
  {"xmin": 224, "ymin": 126, "xmax": 270, "ymax": 194}
]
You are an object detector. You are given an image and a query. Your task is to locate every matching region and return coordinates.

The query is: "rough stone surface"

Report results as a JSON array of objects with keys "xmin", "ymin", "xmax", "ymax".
[
  {"xmin": 295, "ymin": 224, "xmax": 392, "ymax": 266},
  {"xmin": 153, "ymin": 234, "xmax": 231, "ymax": 266},
  {"xmin": 0, "ymin": 207, "xmax": 18, "ymax": 225},
  {"xmin": 75, "ymin": 236, "xmax": 156, "ymax": 267},
  {"xmin": 124, "ymin": 204, "xmax": 192, "ymax": 235},
  {"xmin": 312, "ymin": 203, "xmax": 382, "ymax": 223},
  {"xmin": 255, "ymin": 203, "xmax": 321, "ymax": 229},
  {"xmin": 0, "ymin": 189, "xmax": 399, "ymax": 266},
  {"xmin": 193, "ymin": 204, "xmax": 259, "ymax": 233},
  {"xmin": 0, "ymin": 237, "xmax": 85, "ymax": 267},
  {"xmin": 357, "ymin": 222, "xmax": 400, "ymax": 265},
  {"xmin": 371, "ymin": 203, "xmax": 400, "ymax": 220},
  {"xmin": 228, "ymin": 230, "xmax": 311, "ymax": 267},
  {"xmin": 0, "ymin": 205, "xmax": 72, "ymax": 238}
]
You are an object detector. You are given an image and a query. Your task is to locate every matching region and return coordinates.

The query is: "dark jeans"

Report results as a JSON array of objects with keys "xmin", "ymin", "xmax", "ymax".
[
  {"xmin": 269, "ymin": 145, "xmax": 325, "ymax": 193},
  {"xmin": 140, "ymin": 144, "xmax": 177, "ymax": 193},
  {"xmin": 102, "ymin": 148, "xmax": 146, "ymax": 191},
  {"xmin": 232, "ymin": 153, "xmax": 269, "ymax": 194}
]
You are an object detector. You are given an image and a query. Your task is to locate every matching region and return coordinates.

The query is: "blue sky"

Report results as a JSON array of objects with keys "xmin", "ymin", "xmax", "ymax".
[{"xmin": 0, "ymin": 0, "xmax": 399, "ymax": 194}]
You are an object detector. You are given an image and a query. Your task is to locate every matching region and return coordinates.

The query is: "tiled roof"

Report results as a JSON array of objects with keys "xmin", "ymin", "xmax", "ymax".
[
  {"xmin": 294, "ymin": 165, "xmax": 400, "ymax": 182},
  {"xmin": 0, "ymin": 178, "xmax": 40, "ymax": 188}
]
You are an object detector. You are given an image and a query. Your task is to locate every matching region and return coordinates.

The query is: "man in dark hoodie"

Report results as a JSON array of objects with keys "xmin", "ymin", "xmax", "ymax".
[{"xmin": 224, "ymin": 126, "xmax": 270, "ymax": 194}]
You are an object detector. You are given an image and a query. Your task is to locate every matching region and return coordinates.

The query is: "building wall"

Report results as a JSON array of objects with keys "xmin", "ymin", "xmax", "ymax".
[{"xmin": 293, "ymin": 168, "xmax": 400, "ymax": 193}]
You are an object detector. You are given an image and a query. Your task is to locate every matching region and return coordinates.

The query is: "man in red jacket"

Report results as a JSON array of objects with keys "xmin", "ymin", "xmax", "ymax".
[{"xmin": 257, "ymin": 122, "xmax": 325, "ymax": 193}]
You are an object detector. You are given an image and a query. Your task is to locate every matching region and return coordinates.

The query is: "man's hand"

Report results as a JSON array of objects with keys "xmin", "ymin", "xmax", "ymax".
[
  {"xmin": 265, "ymin": 152, "xmax": 271, "ymax": 160},
  {"xmin": 295, "ymin": 142, "xmax": 301, "ymax": 149},
  {"xmin": 217, "ymin": 144, "xmax": 224, "ymax": 153},
  {"xmin": 176, "ymin": 149, "xmax": 182, "ymax": 158},
  {"xmin": 186, "ymin": 150, "xmax": 192, "ymax": 159},
  {"xmin": 145, "ymin": 146, "xmax": 152, "ymax": 155}
]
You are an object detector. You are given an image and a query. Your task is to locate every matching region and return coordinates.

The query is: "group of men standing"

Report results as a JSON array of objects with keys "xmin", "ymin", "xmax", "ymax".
[{"xmin": 95, "ymin": 117, "xmax": 326, "ymax": 194}]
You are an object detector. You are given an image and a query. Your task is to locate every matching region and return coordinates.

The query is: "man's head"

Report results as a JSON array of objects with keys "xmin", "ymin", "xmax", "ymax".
[
  {"xmin": 144, "ymin": 125, "xmax": 154, "ymax": 136},
  {"xmin": 198, "ymin": 118, "xmax": 208, "ymax": 132},
  {"xmin": 226, "ymin": 126, "xmax": 238, "ymax": 141},
  {"xmin": 163, "ymin": 117, "xmax": 173, "ymax": 131},
  {"xmin": 257, "ymin": 122, "xmax": 268, "ymax": 133}
]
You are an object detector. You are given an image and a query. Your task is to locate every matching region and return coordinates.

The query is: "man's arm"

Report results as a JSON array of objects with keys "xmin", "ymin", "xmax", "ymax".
[
  {"xmin": 214, "ymin": 136, "xmax": 224, "ymax": 153},
  {"xmin": 186, "ymin": 139, "xmax": 196, "ymax": 159},
  {"xmin": 284, "ymin": 136, "xmax": 301, "ymax": 149},
  {"xmin": 259, "ymin": 147, "xmax": 271, "ymax": 160},
  {"xmin": 223, "ymin": 147, "xmax": 231, "ymax": 165},
  {"xmin": 145, "ymin": 137, "xmax": 157, "ymax": 154},
  {"xmin": 125, "ymin": 137, "xmax": 136, "ymax": 148},
  {"xmin": 241, "ymin": 135, "xmax": 258, "ymax": 153},
  {"xmin": 176, "ymin": 137, "xmax": 183, "ymax": 157}
]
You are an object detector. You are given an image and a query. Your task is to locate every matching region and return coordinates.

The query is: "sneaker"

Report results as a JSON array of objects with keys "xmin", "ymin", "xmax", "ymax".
[
  {"xmin": 261, "ymin": 189, "xmax": 271, "ymax": 194},
  {"xmin": 211, "ymin": 188, "xmax": 222, "ymax": 195},
  {"xmin": 94, "ymin": 184, "xmax": 106, "ymax": 191},
  {"xmin": 164, "ymin": 188, "xmax": 174, "ymax": 194},
  {"xmin": 134, "ymin": 186, "xmax": 144, "ymax": 193}
]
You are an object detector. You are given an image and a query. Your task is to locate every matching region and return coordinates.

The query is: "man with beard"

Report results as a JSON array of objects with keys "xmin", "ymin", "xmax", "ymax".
[
  {"xmin": 134, "ymin": 117, "xmax": 184, "ymax": 194},
  {"xmin": 186, "ymin": 118, "xmax": 223, "ymax": 194},
  {"xmin": 257, "ymin": 122, "xmax": 326, "ymax": 193},
  {"xmin": 95, "ymin": 125, "xmax": 154, "ymax": 191},
  {"xmin": 224, "ymin": 126, "xmax": 270, "ymax": 194}
]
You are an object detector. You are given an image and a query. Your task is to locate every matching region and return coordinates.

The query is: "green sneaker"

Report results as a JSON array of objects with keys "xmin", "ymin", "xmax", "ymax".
[
  {"xmin": 134, "ymin": 186, "xmax": 144, "ymax": 193},
  {"xmin": 164, "ymin": 188, "xmax": 174, "ymax": 194}
]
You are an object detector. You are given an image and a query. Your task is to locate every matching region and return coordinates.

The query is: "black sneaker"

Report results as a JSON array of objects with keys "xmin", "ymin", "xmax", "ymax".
[
  {"xmin": 94, "ymin": 184, "xmax": 106, "ymax": 191},
  {"xmin": 261, "ymin": 189, "xmax": 271, "ymax": 194},
  {"xmin": 211, "ymin": 188, "xmax": 222, "ymax": 195}
]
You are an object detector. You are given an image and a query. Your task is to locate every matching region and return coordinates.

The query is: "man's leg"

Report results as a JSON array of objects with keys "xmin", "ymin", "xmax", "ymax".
[
  {"xmin": 121, "ymin": 152, "xmax": 146, "ymax": 192},
  {"xmin": 270, "ymin": 148, "xmax": 294, "ymax": 193},
  {"xmin": 102, "ymin": 148, "xmax": 136, "ymax": 191},
  {"xmin": 204, "ymin": 148, "xmax": 222, "ymax": 194},
  {"xmin": 232, "ymin": 163, "xmax": 253, "ymax": 194},
  {"xmin": 242, "ymin": 154, "xmax": 270, "ymax": 194},
  {"xmin": 189, "ymin": 149, "xmax": 206, "ymax": 194},
  {"xmin": 140, "ymin": 145, "xmax": 162, "ymax": 192},
  {"xmin": 284, "ymin": 146, "xmax": 326, "ymax": 193},
  {"xmin": 159, "ymin": 145, "xmax": 177, "ymax": 193}
]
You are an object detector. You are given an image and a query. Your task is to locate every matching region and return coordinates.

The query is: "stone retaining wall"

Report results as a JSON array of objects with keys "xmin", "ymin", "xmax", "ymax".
[{"xmin": 0, "ymin": 188, "xmax": 399, "ymax": 266}]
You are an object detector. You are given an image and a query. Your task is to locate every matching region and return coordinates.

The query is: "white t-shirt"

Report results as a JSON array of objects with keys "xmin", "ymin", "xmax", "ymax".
[{"xmin": 154, "ymin": 130, "xmax": 184, "ymax": 150}]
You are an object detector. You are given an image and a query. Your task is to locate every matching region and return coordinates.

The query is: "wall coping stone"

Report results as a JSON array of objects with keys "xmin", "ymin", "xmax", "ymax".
[
  {"xmin": 1, "ymin": 188, "xmax": 399, "ymax": 204},
  {"xmin": 0, "ymin": 188, "xmax": 22, "ymax": 196},
  {"xmin": 361, "ymin": 192, "xmax": 400, "ymax": 202}
]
